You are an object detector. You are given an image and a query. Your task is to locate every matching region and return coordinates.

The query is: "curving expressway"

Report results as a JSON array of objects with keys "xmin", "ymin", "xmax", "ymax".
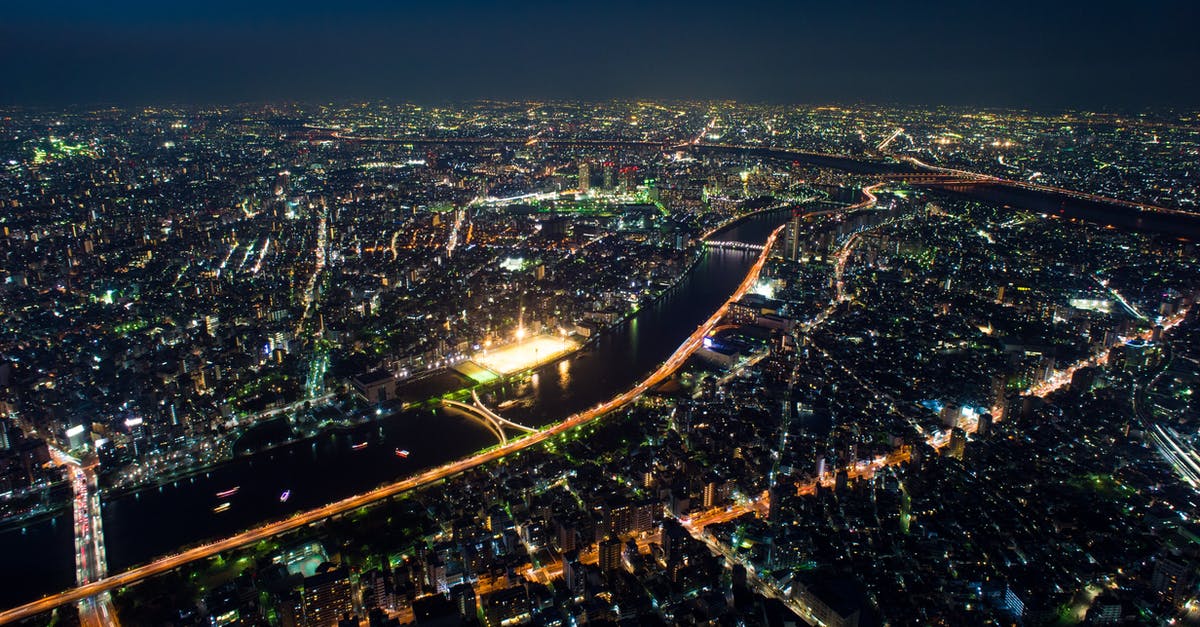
[{"xmin": 0, "ymin": 218, "xmax": 792, "ymax": 626}]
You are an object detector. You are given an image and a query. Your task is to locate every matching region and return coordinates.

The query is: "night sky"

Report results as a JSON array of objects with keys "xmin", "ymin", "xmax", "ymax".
[{"xmin": 3, "ymin": 0, "xmax": 1198, "ymax": 108}]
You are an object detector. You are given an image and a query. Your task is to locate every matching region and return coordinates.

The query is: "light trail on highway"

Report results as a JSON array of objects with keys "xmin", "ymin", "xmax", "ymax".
[{"xmin": 48, "ymin": 447, "xmax": 117, "ymax": 627}]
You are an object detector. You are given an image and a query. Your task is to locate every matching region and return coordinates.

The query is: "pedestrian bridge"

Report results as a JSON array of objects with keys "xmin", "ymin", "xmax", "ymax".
[{"xmin": 441, "ymin": 390, "xmax": 537, "ymax": 445}]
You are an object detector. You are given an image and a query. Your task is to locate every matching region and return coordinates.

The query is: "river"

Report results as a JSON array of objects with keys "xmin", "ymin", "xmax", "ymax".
[{"xmin": 0, "ymin": 208, "xmax": 794, "ymax": 609}]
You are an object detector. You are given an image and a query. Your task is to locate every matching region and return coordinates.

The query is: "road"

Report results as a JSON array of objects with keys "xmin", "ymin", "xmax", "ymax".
[
  {"xmin": 48, "ymin": 448, "xmax": 118, "ymax": 627},
  {"xmin": 896, "ymin": 155, "xmax": 1198, "ymax": 218},
  {"xmin": 327, "ymin": 131, "xmax": 670, "ymax": 151},
  {"xmin": 1131, "ymin": 325, "xmax": 1200, "ymax": 489},
  {"xmin": 0, "ymin": 219, "xmax": 790, "ymax": 625},
  {"xmin": 445, "ymin": 208, "xmax": 465, "ymax": 258},
  {"xmin": 676, "ymin": 495, "xmax": 826, "ymax": 625},
  {"xmin": 876, "ymin": 127, "xmax": 904, "ymax": 153}
]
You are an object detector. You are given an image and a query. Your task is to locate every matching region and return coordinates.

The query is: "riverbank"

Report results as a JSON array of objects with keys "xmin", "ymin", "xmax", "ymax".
[
  {"xmin": 103, "ymin": 205, "xmax": 797, "ymax": 498},
  {"xmin": 0, "ymin": 209, "xmax": 798, "ymax": 624},
  {"xmin": 0, "ymin": 209, "xmax": 799, "ymax": 617}
]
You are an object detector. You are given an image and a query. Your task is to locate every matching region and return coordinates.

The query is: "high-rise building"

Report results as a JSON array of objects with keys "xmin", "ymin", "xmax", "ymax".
[
  {"xmin": 450, "ymin": 582, "xmax": 477, "ymax": 620},
  {"xmin": 301, "ymin": 567, "xmax": 353, "ymax": 627},
  {"xmin": 604, "ymin": 498, "xmax": 656, "ymax": 537},
  {"xmin": 425, "ymin": 554, "xmax": 448, "ymax": 593},
  {"xmin": 1152, "ymin": 553, "xmax": 1193, "ymax": 607},
  {"xmin": 481, "ymin": 586, "xmax": 530, "ymax": 627},
  {"xmin": 990, "ymin": 374, "xmax": 1009, "ymax": 421},
  {"xmin": 947, "ymin": 427, "xmax": 967, "ymax": 460},
  {"xmin": 361, "ymin": 569, "xmax": 393, "ymax": 611},
  {"xmin": 561, "ymin": 550, "xmax": 585, "ymax": 599},
  {"xmin": 940, "ymin": 403, "xmax": 961, "ymax": 429},
  {"xmin": 702, "ymin": 476, "xmax": 726, "ymax": 509},
  {"xmin": 787, "ymin": 211, "xmax": 802, "ymax": 260},
  {"xmin": 65, "ymin": 422, "xmax": 88, "ymax": 450},
  {"xmin": 578, "ymin": 162, "xmax": 590, "ymax": 193},
  {"xmin": 767, "ymin": 484, "xmax": 782, "ymax": 523},
  {"xmin": 598, "ymin": 538, "xmax": 622, "ymax": 572},
  {"xmin": 660, "ymin": 519, "xmax": 692, "ymax": 582},
  {"xmin": 619, "ymin": 166, "xmax": 637, "ymax": 192},
  {"xmin": 554, "ymin": 518, "xmax": 577, "ymax": 553},
  {"xmin": 976, "ymin": 412, "xmax": 993, "ymax": 438}
]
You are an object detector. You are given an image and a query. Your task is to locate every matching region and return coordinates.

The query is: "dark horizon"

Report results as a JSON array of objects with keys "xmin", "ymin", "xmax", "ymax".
[
  {"xmin": 3, "ymin": 0, "xmax": 1199, "ymax": 109},
  {"xmin": 1, "ymin": 98, "xmax": 1197, "ymax": 117}
]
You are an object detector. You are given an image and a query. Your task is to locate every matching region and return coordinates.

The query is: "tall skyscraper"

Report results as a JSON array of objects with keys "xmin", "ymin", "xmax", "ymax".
[
  {"xmin": 991, "ymin": 374, "xmax": 1009, "ymax": 421},
  {"xmin": 578, "ymin": 162, "xmax": 590, "ymax": 193},
  {"xmin": 788, "ymin": 211, "xmax": 802, "ymax": 260}
]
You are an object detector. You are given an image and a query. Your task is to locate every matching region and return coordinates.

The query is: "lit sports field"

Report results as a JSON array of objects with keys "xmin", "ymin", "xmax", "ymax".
[{"xmin": 473, "ymin": 335, "xmax": 578, "ymax": 375}]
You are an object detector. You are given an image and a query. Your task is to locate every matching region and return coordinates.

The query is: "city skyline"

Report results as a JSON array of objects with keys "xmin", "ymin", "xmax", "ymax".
[
  {"xmin": 2, "ymin": 3, "xmax": 1200, "ymax": 624},
  {"xmin": 1, "ymin": 100, "xmax": 1198, "ymax": 625}
]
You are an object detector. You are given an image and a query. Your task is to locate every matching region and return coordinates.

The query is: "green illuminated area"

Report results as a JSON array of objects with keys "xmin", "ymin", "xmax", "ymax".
[
  {"xmin": 525, "ymin": 199, "xmax": 617, "ymax": 215},
  {"xmin": 457, "ymin": 361, "xmax": 500, "ymax": 385},
  {"xmin": 31, "ymin": 136, "xmax": 99, "ymax": 165},
  {"xmin": 112, "ymin": 319, "xmax": 148, "ymax": 336}
]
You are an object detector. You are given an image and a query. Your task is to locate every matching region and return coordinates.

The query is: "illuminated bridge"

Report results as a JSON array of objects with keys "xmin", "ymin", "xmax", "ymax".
[
  {"xmin": 704, "ymin": 240, "xmax": 764, "ymax": 252},
  {"xmin": 869, "ymin": 172, "xmax": 991, "ymax": 186},
  {"xmin": 441, "ymin": 390, "xmax": 537, "ymax": 446}
]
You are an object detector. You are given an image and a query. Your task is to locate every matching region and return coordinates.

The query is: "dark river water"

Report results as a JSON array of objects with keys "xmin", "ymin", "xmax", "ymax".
[{"xmin": 0, "ymin": 208, "xmax": 792, "ymax": 609}]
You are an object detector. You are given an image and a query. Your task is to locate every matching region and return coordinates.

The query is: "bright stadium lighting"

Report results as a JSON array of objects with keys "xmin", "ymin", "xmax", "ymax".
[{"xmin": 474, "ymin": 335, "xmax": 578, "ymax": 376}]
